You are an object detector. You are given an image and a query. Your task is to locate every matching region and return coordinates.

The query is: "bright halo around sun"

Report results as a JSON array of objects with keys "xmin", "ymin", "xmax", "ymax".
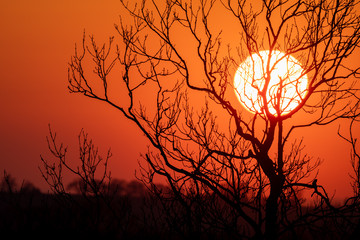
[{"xmin": 234, "ymin": 50, "xmax": 308, "ymax": 117}]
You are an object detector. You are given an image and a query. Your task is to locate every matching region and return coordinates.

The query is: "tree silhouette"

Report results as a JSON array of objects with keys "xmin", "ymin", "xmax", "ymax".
[{"xmin": 61, "ymin": 0, "xmax": 360, "ymax": 238}]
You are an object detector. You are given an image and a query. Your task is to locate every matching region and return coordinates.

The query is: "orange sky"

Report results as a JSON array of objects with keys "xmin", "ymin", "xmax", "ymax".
[
  {"xmin": 0, "ymin": 0, "xmax": 147, "ymax": 190},
  {"xmin": 0, "ymin": 0, "xmax": 359, "ymax": 200}
]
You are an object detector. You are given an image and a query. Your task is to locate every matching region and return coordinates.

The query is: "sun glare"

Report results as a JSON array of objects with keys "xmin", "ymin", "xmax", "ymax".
[{"xmin": 234, "ymin": 50, "xmax": 308, "ymax": 116}]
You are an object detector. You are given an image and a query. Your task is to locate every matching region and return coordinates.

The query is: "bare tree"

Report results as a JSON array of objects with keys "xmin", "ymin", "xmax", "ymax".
[
  {"xmin": 64, "ymin": 0, "xmax": 360, "ymax": 238},
  {"xmin": 39, "ymin": 126, "xmax": 135, "ymax": 237}
]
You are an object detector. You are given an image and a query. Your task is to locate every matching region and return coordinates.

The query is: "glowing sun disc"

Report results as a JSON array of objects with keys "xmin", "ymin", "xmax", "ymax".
[{"xmin": 234, "ymin": 50, "xmax": 308, "ymax": 116}]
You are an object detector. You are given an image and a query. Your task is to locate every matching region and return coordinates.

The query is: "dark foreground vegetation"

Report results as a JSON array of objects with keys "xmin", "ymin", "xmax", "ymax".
[{"xmin": 1, "ymin": 173, "xmax": 360, "ymax": 240}]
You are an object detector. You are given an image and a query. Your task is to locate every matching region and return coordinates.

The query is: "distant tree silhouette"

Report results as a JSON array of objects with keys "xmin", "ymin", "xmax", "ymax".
[
  {"xmin": 0, "ymin": 171, "xmax": 40, "ymax": 194},
  {"xmin": 42, "ymin": 0, "xmax": 360, "ymax": 238},
  {"xmin": 0, "ymin": 171, "xmax": 17, "ymax": 193}
]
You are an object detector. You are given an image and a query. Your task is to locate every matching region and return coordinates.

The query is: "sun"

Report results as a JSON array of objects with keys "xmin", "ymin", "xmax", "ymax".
[{"xmin": 234, "ymin": 50, "xmax": 308, "ymax": 117}]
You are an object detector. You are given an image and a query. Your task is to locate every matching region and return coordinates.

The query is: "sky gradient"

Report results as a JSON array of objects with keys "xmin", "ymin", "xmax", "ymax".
[
  {"xmin": 0, "ymin": 0, "xmax": 358, "ymax": 200},
  {"xmin": 0, "ymin": 0, "xmax": 147, "ymax": 191}
]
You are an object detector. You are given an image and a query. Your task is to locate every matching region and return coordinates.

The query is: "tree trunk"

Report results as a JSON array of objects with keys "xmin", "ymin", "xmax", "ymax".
[{"xmin": 265, "ymin": 176, "xmax": 284, "ymax": 240}]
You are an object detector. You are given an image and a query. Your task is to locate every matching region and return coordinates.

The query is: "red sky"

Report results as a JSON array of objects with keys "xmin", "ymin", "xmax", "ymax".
[{"xmin": 0, "ymin": 0, "xmax": 359, "ymax": 200}]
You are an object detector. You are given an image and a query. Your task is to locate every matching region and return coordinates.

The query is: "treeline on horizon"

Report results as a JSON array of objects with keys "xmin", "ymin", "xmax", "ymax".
[
  {"xmin": 0, "ymin": 172, "xmax": 151, "ymax": 197},
  {"xmin": 0, "ymin": 172, "xmax": 165, "ymax": 239},
  {"xmin": 1, "ymin": 171, "xmax": 359, "ymax": 240}
]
